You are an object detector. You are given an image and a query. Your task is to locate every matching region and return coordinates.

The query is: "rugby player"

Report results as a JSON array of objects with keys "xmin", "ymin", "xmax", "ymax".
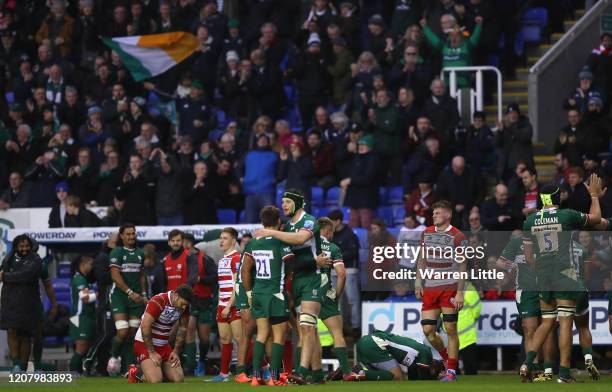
[{"xmin": 69, "ymin": 256, "xmax": 96, "ymax": 372}]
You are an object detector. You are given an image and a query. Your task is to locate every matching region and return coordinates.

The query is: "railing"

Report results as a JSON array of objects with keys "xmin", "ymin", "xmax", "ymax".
[{"xmin": 441, "ymin": 66, "xmax": 503, "ymax": 123}]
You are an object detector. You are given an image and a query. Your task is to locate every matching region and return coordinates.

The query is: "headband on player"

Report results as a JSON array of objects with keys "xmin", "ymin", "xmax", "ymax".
[
  {"xmin": 282, "ymin": 191, "xmax": 304, "ymax": 216},
  {"xmin": 539, "ymin": 186, "xmax": 560, "ymax": 206}
]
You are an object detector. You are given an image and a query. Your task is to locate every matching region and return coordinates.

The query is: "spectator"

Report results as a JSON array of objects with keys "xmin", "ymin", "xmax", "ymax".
[
  {"xmin": 120, "ymin": 153, "xmax": 155, "ymax": 225},
  {"xmin": 208, "ymin": 157, "xmax": 242, "ymax": 211},
  {"xmin": 403, "ymin": 116, "xmax": 437, "ymax": 154},
  {"xmin": 564, "ymin": 66, "xmax": 603, "ymax": 114},
  {"xmin": 564, "ymin": 167, "xmax": 591, "ymax": 213},
  {"xmin": 404, "ymin": 137, "xmax": 444, "ymax": 192},
  {"xmin": 462, "ymin": 111, "xmax": 494, "ymax": 170},
  {"xmin": 58, "ymin": 87, "xmax": 86, "ymax": 134},
  {"xmin": 579, "ymin": 95, "xmax": 611, "ymax": 159},
  {"xmin": 326, "ymin": 37, "xmax": 353, "ymax": 109},
  {"xmin": 480, "ymin": 184, "xmax": 521, "ymax": 231},
  {"xmin": 44, "ymin": 64, "xmax": 68, "ymax": 105},
  {"xmin": 436, "ymin": 156, "xmax": 484, "ymax": 228},
  {"xmin": 25, "ymin": 149, "xmax": 66, "ymax": 208},
  {"xmin": 553, "ymin": 108, "xmax": 583, "ymax": 167},
  {"xmin": 222, "ymin": 20, "xmax": 246, "ymax": 60},
  {"xmin": 242, "ymin": 134, "xmax": 278, "ymax": 223},
  {"xmin": 78, "ymin": 106, "xmax": 109, "ymax": 163},
  {"xmin": 495, "ymin": 103, "xmax": 534, "ymax": 182},
  {"xmin": 342, "ymin": 134, "xmax": 379, "ymax": 229},
  {"xmin": 421, "ymin": 78, "xmax": 460, "ymax": 150},
  {"xmin": 217, "ymin": 132, "xmax": 242, "ymax": 166},
  {"xmin": 177, "ymin": 79, "xmax": 213, "ymax": 145},
  {"xmin": 366, "ymin": 218, "xmax": 397, "ymax": 299},
  {"xmin": 249, "ymin": 48, "xmax": 286, "ymax": 121},
  {"xmin": 366, "ymin": 88, "xmax": 402, "ymax": 182},
  {"xmin": 390, "ymin": 1, "xmax": 422, "ymax": 39},
  {"xmin": 96, "ymin": 149, "xmax": 122, "ymax": 206},
  {"xmin": 582, "ymin": 153, "xmax": 607, "ymax": 180},
  {"xmin": 102, "ymin": 194, "xmax": 127, "ymax": 226},
  {"xmin": 388, "ymin": 44, "xmax": 432, "ymax": 105},
  {"xmin": 64, "ymin": 195, "xmax": 102, "ymax": 227},
  {"xmin": 421, "ymin": 16, "xmax": 483, "ymax": 88},
  {"xmin": 310, "ymin": 106, "xmax": 333, "ymax": 136},
  {"xmin": 364, "ymin": 14, "xmax": 393, "ymax": 66},
  {"xmin": 189, "ymin": 25, "xmax": 220, "ymax": 95},
  {"xmin": 515, "ymin": 167, "xmax": 540, "ymax": 217},
  {"xmin": 48, "ymin": 181, "xmax": 69, "ymax": 228},
  {"xmin": 153, "ymin": 149, "xmax": 184, "ymax": 226},
  {"xmin": 328, "ymin": 208, "xmax": 361, "ymax": 335},
  {"xmin": 277, "ymin": 137, "xmax": 313, "ymax": 204},
  {"xmin": 67, "ymin": 147, "xmax": 98, "ymax": 204},
  {"xmin": 0, "ymin": 172, "xmax": 31, "ymax": 209},
  {"xmin": 404, "ymin": 173, "xmax": 437, "ymax": 226},
  {"xmin": 5, "ymin": 124, "xmax": 39, "ymax": 175},
  {"xmin": 0, "ymin": 234, "xmax": 43, "ymax": 373},
  {"xmin": 183, "ymin": 161, "xmax": 218, "ymax": 224},
  {"xmin": 290, "ymin": 34, "xmax": 330, "ymax": 130},
  {"xmin": 468, "ymin": 210, "xmax": 484, "ymax": 233},
  {"xmin": 35, "ymin": 0, "xmax": 74, "ymax": 58},
  {"xmin": 333, "ymin": 122, "xmax": 361, "ymax": 182},
  {"xmin": 586, "ymin": 33, "xmax": 612, "ymax": 102},
  {"xmin": 349, "ymin": 51, "xmax": 381, "ymax": 121},
  {"xmin": 306, "ymin": 130, "xmax": 335, "ymax": 189},
  {"xmin": 396, "ymin": 87, "xmax": 419, "ymax": 131},
  {"xmin": 554, "ymin": 152, "xmax": 573, "ymax": 186},
  {"xmin": 274, "ymin": 120, "xmax": 293, "ymax": 149}
]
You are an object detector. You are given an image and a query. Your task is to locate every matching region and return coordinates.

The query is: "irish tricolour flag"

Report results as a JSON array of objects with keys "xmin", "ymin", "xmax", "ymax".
[{"xmin": 102, "ymin": 32, "xmax": 198, "ymax": 82}]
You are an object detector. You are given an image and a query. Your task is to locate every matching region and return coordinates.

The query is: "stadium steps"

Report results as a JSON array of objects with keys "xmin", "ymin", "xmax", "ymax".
[
  {"xmin": 551, "ymin": 32, "xmax": 564, "ymax": 44},
  {"xmin": 514, "ymin": 67, "xmax": 530, "ymax": 81},
  {"xmin": 494, "ymin": 91, "xmax": 528, "ymax": 105},
  {"xmin": 534, "ymin": 155, "xmax": 556, "ymax": 183}
]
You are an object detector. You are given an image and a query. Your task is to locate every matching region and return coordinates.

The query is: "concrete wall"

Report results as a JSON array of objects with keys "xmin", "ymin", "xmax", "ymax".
[{"xmin": 529, "ymin": 0, "xmax": 612, "ymax": 150}]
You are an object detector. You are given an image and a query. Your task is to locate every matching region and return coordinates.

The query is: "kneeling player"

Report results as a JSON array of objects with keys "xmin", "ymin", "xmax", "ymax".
[
  {"xmin": 131, "ymin": 285, "xmax": 192, "ymax": 383},
  {"xmin": 353, "ymin": 330, "xmax": 441, "ymax": 381},
  {"xmin": 242, "ymin": 206, "xmax": 294, "ymax": 386}
]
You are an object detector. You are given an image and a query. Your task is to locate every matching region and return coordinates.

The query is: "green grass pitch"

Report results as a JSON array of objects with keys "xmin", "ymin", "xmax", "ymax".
[{"xmin": 2, "ymin": 375, "xmax": 612, "ymax": 392}]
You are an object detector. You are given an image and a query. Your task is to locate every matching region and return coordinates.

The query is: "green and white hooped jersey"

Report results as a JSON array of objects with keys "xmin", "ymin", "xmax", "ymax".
[
  {"xmin": 109, "ymin": 246, "xmax": 144, "ymax": 292},
  {"xmin": 244, "ymin": 237, "xmax": 294, "ymax": 295},
  {"xmin": 283, "ymin": 211, "xmax": 321, "ymax": 278},
  {"xmin": 320, "ymin": 237, "xmax": 344, "ymax": 290}
]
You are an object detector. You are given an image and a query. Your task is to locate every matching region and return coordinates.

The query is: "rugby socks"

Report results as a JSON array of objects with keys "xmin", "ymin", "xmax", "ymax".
[
  {"xmin": 543, "ymin": 361, "xmax": 554, "ymax": 375},
  {"xmin": 312, "ymin": 368, "xmax": 324, "ymax": 382},
  {"xmin": 221, "ymin": 343, "xmax": 233, "ymax": 376},
  {"xmin": 297, "ymin": 365, "xmax": 310, "ymax": 378},
  {"xmin": 252, "ymin": 341, "xmax": 265, "ymax": 378},
  {"xmin": 123, "ymin": 342, "xmax": 136, "ymax": 367},
  {"xmin": 111, "ymin": 336, "xmax": 123, "ymax": 358},
  {"xmin": 438, "ymin": 347, "xmax": 449, "ymax": 362},
  {"xmin": 283, "ymin": 340, "xmax": 293, "ymax": 372},
  {"xmin": 364, "ymin": 369, "xmax": 394, "ymax": 381},
  {"xmin": 33, "ymin": 338, "xmax": 42, "ymax": 369},
  {"xmin": 534, "ymin": 362, "xmax": 543, "ymax": 372},
  {"xmin": 333, "ymin": 347, "xmax": 350, "ymax": 374},
  {"xmin": 559, "ymin": 366, "xmax": 570, "ymax": 379},
  {"xmin": 447, "ymin": 358, "xmax": 458, "ymax": 372},
  {"xmin": 525, "ymin": 351, "xmax": 537, "ymax": 370},
  {"xmin": 199, "ymin": 341, "xmax": 209, "ymax": 365},
  {"xmin": 294, "ymin": 346, "xmax": 302, "ymax": 372},
  {"xmin": 582, "ymin": 346, "xmax": 594, "ymax": 362},
  {"xmin": 271, "ymin": 343, "xmax": 284, "ymax": 380},
  {"xmin": 69, "ymin": 353, "xmax": 83, "ymax": 372},
  {"xmin": 184, "ymin": 342, "xmax": 196, "ymax": 373}
]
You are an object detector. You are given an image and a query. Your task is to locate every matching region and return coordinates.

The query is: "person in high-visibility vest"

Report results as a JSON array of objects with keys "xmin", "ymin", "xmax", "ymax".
[
  {"xmin": 317, "ymin": 319, "xmax": 334, "ymax": 348},
  {"xmin": 457, "ymin": 281, "xmax": 481, "ymax": 375}
]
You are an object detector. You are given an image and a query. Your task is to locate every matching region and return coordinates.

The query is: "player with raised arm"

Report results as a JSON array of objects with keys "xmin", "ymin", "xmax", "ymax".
[
  {"xmin": 130, "ymin": 284, "xmax": 192, "ymax": 383},
  {"xmin": 107, "ymin": 223, "xmax": 148, "ymax": 377},
  {"xmin": 208, "ymin": 228, "xmax": 242, "ymax": 382},
  {"xmin": 316, "ymin": 217, "xmax": 359, "ymax": 381},
  {"xmin": 520, "ymin": 175, "xmax": 603, "ymax": 383},
  {"xmin": 414, "ymin": 200, "xmax": 467, "ymax": 382},
  {"xmin": 242, "ymin": 205, "xmax": 294, "ymax": 386},
  {"xmin": 352, "ymin": 330, "xmax": 442, "ymax": 381},
  {"xmin": 253, "ymin": 190, "xmax": 331, "ymax": 384}
]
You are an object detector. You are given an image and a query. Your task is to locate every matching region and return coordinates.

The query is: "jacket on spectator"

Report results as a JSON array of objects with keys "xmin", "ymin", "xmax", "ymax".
[
  {"xmin": 333, "ymin": 224, "xmax": 360, "ymax": 269},
  {"xmin": 276, "ymin": 155, "xmax": 313, "ymax": 202},
  {"xmin": 326, "ymin": 47, "xmax": 354, "ymax": 106},
  {"xmin": 345, "ymin": 151, "xmax": 379, "ymax": 209},
  {"xmin": 495, "ymin": 115, "xmax": 534, "ymax": 180},
  {"xmin": 368, "ymin": 103, "xmax": 401, "ymax": 157},
  {"xmin": 0, "ymin": 181, "xmax": 32, "ymax": 208},
  {"xmin": 480, "ymin": 198, "xmax": 521, "ymax": 231},
  {"xmin": 121, "ymin": 171, "xmax": 156, "ymax": 225},
  {"xmin": 183, "ymin": 174, "xmax": 218, "ymax": 225},
  {"xmin": 579, "ymin": 111, "xmax": 611, "ymax": 157},
  {"xmin": 463, "ymin": 124, "xmax": 494, "ymax": 170},
  {"xmin": 35, "ymin": 13, "xmax": 74, "ymax": 58},
  {"xmin": 0, "ymin": 236, "xmax": 43, "ymax": 332},
  {"xmin": 64, "ymin": 208, "xmax": 102, "ymax": 227},
  {"xmin": 155, "ymin": 158, "xmax": 185, "ymax": 220},
  {"xmin": 242, "ymin": 149, "xmax": 278, "ymax": 195},
  {"xmin": 25, "ymin": 159, "xmax": 66, "ymax": 207}
]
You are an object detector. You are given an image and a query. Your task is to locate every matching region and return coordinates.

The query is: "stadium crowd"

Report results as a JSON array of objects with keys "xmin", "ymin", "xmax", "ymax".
[{"xmin": 1, "ymin": 0, "xmax": 612, "ymax": 383}]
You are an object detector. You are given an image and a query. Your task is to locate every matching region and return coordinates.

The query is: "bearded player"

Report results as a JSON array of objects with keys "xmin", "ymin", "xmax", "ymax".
[
  {"xmin": 521, "ymin": 175, "xmax": 602, "ymax": 383},
  {"xmin": 254, "ymin": 190, "xmax": 331, "ymax": 384},
  {"xmin": 130, "ymin": 284, "xmax": 193, "ymax": 383},
  {"xmin": 415, "ymin": 200, "xmax": 467, "ymax": 382}
]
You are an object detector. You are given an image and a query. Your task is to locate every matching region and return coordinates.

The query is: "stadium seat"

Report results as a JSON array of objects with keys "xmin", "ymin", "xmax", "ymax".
[
  {"xmin": 388, "ymin": 227, "xmax": 399, "ymax": 238},
  {"xmin": 217, "ymin": 208, "xmax": 236, "ymax": 224},
  {"xmin": 376, "ymin": 206, "xmax": 394, "ymax": 227},
  {"xmin": 387, "ymin": 186, "xmax": 404, "ymax": 205},
  {"xmin": 311, "ymin": 207, "xmax": 328, "ymax": 217},
  {"xmin": 311, "ymin": 186, "xmax": 324, "ymax": 207},
  {"xmin": 52, "ymin": 278, "xmax": 71, "ymax": 291},
  {"xmin": 208, "ymin": 129, "xmax": 224, "ymax": 141},
  {"xmin": 353, "ymin": 228, "xmax": 368, "ymax": 249},
  {"xmin": 238, "ymin": 210, "xmax": 246, "ymax": 223},
  {"xmin": 216, "ymin": 110, "xmax": 227, "ymax": 128},
  {"xmin": 521, "ymin": 7, "xmax": 548, "ymax": 44},
  {"xmin": 393, "ymin": 206, "xmax": 405, "ymax": 226},
  {"xmin": 326, "ymin": 187, "xmax": 341, "ymax": 208},
  {"xmin": 359, "ymin": 249, "xmax": 369, "ymax": 264},
  {"xmin": 340, "ymin": 207, "xmax": 350, "ymax": 223},
  {"xmin": 5, "ymin": 92, "xmax": 14, "ymax": 104},
  {"xmin": 57, "ymin": 262, "xmax": 71, "ymax": 278},
  {"xmin": 276, "ymin": 186, "xmax": 285, "ymax": 207},
  {"xmin": 379, "ymin": 187, "xmax": 388, "ymax": 205}
]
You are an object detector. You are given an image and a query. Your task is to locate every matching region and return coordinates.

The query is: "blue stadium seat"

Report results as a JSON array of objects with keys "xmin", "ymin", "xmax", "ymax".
[
  {"xmin": 393, "ymin": 206, "xmax": 405, "ymax": 226},
  {"xmin": 376, "ymin": 206, "xmax": 394, "ymax": 227},
  {"xmin": 311, "ymin": 187, "xmax": 324, "ymax": 207},
  {"xmin": 326, "ymin": 187, "xmax": 341, "ymax": 208},
  {"xmin": 217, "ymin": 208, "xmax": 236, "ymax": 224},
  {"xmin": 387, "ymin": 186, "xmax": 404, "ymax": 205},
  {"xmin": 57, "ymin": 262, "xmax": 71, "ymax": 278},
  {"xmin": 353, "ymin": 228, "xmax": 368, "ymax": 249},
  {"xmin": 379, "ymin": 187, "xmax": 388, "ymax": 205},
  {"xmin": 388, "ymin": 227, "xmax": 399, "ymax": 238},
  {"xmin": 216, "ymin": 110, "xmax": 227, "ymax": 128},
  {"xmin": 359, "ymin": 249, "xmax": 369, "ymax": 264},
  {"xmin": 238, "ymin": 210, "xmax": 246, "ymax": 223},
  {"xmin": 5, "ymin": 92, "xmax": 14, "ymax": 104},
  {"xmin": 209, "ymin": 129, "xmax": 224, "ymax": 141},
  {"xmin": 521, "ymin": 7, "xmax": 548, "ymax": 44},
  {"xmin": 521, "ymin": 25, "xmax": 541, "ymax": 44},
  {"xmin": 311, "ymin": 207, "xmax": 328, "ymax": 217},
  {"xmin": 52, "ymin": 278, "xmax": 71, "ymax": 291},
  {"xmin": 276, "ymin": 186, "xmax": 285, "ymax": 206}
]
